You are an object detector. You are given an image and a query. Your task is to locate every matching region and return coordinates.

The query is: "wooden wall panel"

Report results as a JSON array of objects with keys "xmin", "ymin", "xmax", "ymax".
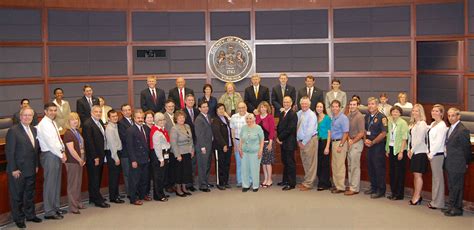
[
  {"xmin": 254, "ymin": 0, "xmax": 330, "ymax": 9},
  {"xmin": 208, "ymin": 0, "xmax": 252, "ymax": 10},
  {"xmin": 332, "ymin": 0, "xmax": 412, "ymax": 8},
  {"xmin": 0, "ymin": 0, "xmax": 43, "ymax": 8},
  {"xmin": 414, "ymin": 0, "xmax": 463, "ymax": 4},
  {"xmin": 44, "ymin": 0, "xmax": 129, "ymax": 9},
  {"xmin": 129, "ymin": 0, "xmax": 207, "ymax": 11}
]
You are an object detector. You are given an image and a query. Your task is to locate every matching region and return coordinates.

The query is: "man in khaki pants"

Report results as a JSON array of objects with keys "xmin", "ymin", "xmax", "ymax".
[
  {"xmin": 296, "ymin": 97, "xmax": 318, "ymax": 191},
  {"xmin": 329, "ymin": 100, "xmax": 349, "ymax": 194},
  {"xmin": 345, "ymin": 99, "xmax": 365, "ymax": 195}
]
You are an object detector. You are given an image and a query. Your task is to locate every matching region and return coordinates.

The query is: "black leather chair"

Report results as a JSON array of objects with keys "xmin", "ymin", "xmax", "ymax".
[{"xmin": 0, "ymin": 117, "xmax": 13, "ymax": 140}]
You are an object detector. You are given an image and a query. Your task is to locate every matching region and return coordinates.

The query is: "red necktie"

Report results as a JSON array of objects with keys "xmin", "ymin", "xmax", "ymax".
[
  {"xmin": 179, "ymin": 89, "xmax": 185, "ymax": 109},
  {"xmin": 151, "ymin": 89, "xmax": 157, "ymax": 104}
]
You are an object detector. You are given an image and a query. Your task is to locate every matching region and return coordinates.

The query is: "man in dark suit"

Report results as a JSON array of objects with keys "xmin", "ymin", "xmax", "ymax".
[
  {"xmin": 276, "ymin": 96, "xmax": 298, "ymax": 191},
  {"xmin": 126, "ymin": 110, "xmax": 151, "ymax": 205},
  {"xmin": 82, "ymin": 105, "xmax": 110, "ymax": 208},
  {"xmin": 140, "ymin": 75, "xmax": 166, "ymax": 113},
  {"xmin": 12, "ymin": 99, "xmax": 39, "ymax": 126},
  {"xmin": 118, "ymin": 104, "xmax": 134, "ymax": 196},
  {"xmin": 244, "ymin": 74, "xmax": 270, "ymax": 114},
  {"xmin": 271, "ymin": 73, "xmax": 296, "ymax": 117},
  {"xmin": 443, "ymin": 107, "xmax": 472, "ymax": 216},
  {"xmin": 6, "ymin": 107, "xmax": 42, "ymax": 228},
  {"xmin": 297, "ymin": 75, "xmax": 324, "ymax": 111},
  {"xmin": 76, "ymin": 84, "xmax": 99, "ymax": 125},
  {"xmin": 183, "ymin": 94, "xmax": 199, "ymax": 191},
  {"xmin": 168, "ymin": 77, "xmax": 194, "ymax": 110},
  {"xmin": 194, "ymin": 101, "xmax": 214, "ymax": 192}
]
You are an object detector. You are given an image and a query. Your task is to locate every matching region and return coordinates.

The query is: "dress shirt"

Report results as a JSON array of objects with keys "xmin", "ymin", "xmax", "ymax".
[
  {"xmin": 408, "ymin": 121, "xmax": 429, "ymax": 154},
  {"xmin": 37, "ymin": 116, "xmax": 65, "ymax": 158},
  {"xmin": 297, "ymin": 109, "xmax": 318, "ymax": 145},
  {"xmin": 447, "ymin": 120, "xmax": 460, "ymax": 139},
  {"xmin": 307, "ymin": 87, "xmax": 314, "ymax": 98},
  {"xmin": 230, "ymin": 112, "xmax": 248, "ymax": 139},
  {"xmin": 330, "ymin": 112, "xmax": 349, "ymax": 140},
  {"xmin": 105, "ymin": 122, "xmax": 122, "ymax": 162},
  {"xmin": 21, "ymin": 123, "xmax": 35, "ymax": 147},
  {"xmin": 427, "ymin": 121, "xmax": 448, "ymax": 158},
  {"xmin": 152, "ymin": 126, "xmax": 171, "ymax": 162}
]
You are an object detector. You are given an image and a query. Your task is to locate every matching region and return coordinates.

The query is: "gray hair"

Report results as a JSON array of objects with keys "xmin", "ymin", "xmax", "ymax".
[
  {"xmin": 245, "ymin": 113, "xmax": 255, "ymax": 121},
  {"xmin": 154, "ymin": 112, "xmax": 166, "ymax": 124}
]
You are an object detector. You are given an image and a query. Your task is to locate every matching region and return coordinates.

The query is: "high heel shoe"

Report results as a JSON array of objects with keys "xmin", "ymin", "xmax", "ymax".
[
  {"xmin": 175, "ymin": 192, "xmax": 187, "ymax": 197},
  {"xmin": 409, "ymin": 197, "xmax": 422, "ymax": 205}
]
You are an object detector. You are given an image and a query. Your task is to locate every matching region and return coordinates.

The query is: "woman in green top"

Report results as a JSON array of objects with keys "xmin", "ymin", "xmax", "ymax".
[
  {"xmin": 239, "ymin": 113, "xmax": 264, "ymax": 192},
  {"xmin": 316, "ymin": 102, "xmax": 332, "ymax": 190},
  {"xmin": 385, "ymin": 105, "xmax": 409, "ymax": 200},
  {"xmin": 218, "ymin": 82, "xmax": 243, "ymax": 117}
]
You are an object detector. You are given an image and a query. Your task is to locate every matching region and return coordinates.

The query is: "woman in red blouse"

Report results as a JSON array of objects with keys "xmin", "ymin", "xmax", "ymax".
[{"xmin": 255, "ymin": 101, "xmax": 275, "ymax": 188}]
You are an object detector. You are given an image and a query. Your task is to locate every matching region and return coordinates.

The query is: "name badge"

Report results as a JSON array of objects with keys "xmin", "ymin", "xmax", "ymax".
[
  {"xmin": 164, "ymin": 153, "xmax": 170, "ymax": 160},
  {"xmin": 366, "ymin": 131, "xmax": 371, "ymax": 136}
]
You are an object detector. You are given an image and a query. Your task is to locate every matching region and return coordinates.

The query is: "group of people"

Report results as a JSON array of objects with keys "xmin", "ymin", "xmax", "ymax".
[{"xmin": 5, "ymin": 74, "xmax": 472, "ymax": 229}]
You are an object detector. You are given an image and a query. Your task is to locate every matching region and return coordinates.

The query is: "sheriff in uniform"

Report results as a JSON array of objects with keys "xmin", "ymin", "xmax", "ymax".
[{"xmin": 364, "ymin": 97, "xmax": 388, "ymax": 199}]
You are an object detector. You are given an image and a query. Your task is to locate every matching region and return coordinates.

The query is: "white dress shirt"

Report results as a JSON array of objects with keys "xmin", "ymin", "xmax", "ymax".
[{"xmin": 37, "ymin": 116, "xmax": 65, "ymax": 158}]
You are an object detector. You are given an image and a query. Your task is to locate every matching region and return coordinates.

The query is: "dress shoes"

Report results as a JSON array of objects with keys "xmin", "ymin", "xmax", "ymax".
[
  {"xmin": 236, "ymin": 183, "xmax": 242, "ymax": 188},
  {"xmin": 144, "ymin": 196, "xmax": 153, "ymax": 201},
  {"xmin": 440, "ymin": 207, "xmax": 450, "ymax": 213},
  {"xmin": 44, "ymin": 214, "xmax": 63, "ymax": 220},
  {"xmin": 252, "ymin": 188, "xmax": 259, "ymax": 192},
  {"xmin": 317, "ymin": 187, "xmax": 329, "ymax": 191},
  {"xmin": 299, "ymin": 186, "xmax": 311, "ymax": 191},
  {"xmin": 166, "ymin": 187, "xmax": 176, "ymax": 193},
  {"xmin": 277, "ymin": 181, "xmax": 288, "ymax": 186},
  {"xmin": 370, "ymin": 193, "xmax": 385, "ymax": 199},
  {"xmin": 282, "ymin": 185, "xmax": 295, "ymax": 191},
  {"xmin": 296, "ymin": 184, "xmax": 305, "ymax": 189},
  {"xmin": 225, "ymin": 184, "xmax": 232, "ymax": 189},
  {"xmin": 344, "ymin": 190, "xmax": 359, "ymax": 196},
  {"xmin": 242, "ymin": 188, "xmax": 250, "ymax": 192},
  {"xmin": 15, "ymin": 222, "xmax": 26, "ymax": 228},
  {"xmin": 199, "ymin": 188, "xmax": 211, "ymax": 192},
  {"xmin": 175, "ymin": 192, "xmax": 187, "ymax": 197},
  {"xmin": 216, "ymin": 185, "xmax": 226, "ymax": 190},
  {"xmin": 364, "ymin": 190, "xmax": 375, "ymax": 195},
  {"xmin": 208, "ymin": 184, "xmax": 215, "ymax": 188},
  {"xmin": 26, "ymin": 217, "xmax": 42, "ymax": 223},
  {"xmin": 57, "ymin": 209, "xmax": 67, "ymax": 215},
  {"xmin": 132, "ymin": 200, "xmax": 143, "ymax": 205},
  {"xmin": 95, "ymin": 202, "xmax": 111, "ymax": 208},
  {"xmin": 183, "ymin": 191, "xmax": 192, "ymax": 196},
  {"xmin": 110, "ymin": 198, "xmax": 125, "ymax": 204},
  {"xmin": 71, "ymin": 210, "xmax": 81, "ymax": 214},
  {"xmin": 386, "ymin": 195, "xmax": 395, "ymax": 200},
  {"xmin": 331, "ymin": 189, "xmax": 345, "ymax": 194},
  {"xmin": 187, "ymin": 186, "xmax": 197, "ymax": 192},
  {"xmin": 444, "ymin": 210, "xmax": 463, "ymax": 217}
]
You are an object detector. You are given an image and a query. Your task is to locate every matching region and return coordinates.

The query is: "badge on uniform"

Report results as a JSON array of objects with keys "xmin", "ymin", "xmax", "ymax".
[
  {"xmin": 382, "ymin": 117, "xmax": 388, "ymax": 126},
  {"xmin": 374, "ymin": 118, "xmax": 378, "ymax": 123},
  {"xmin": 366, "ymin": 131, "xmax": 371, "ymax": 136},
  {"xmin": 164, "ymin": 153, "xmax": 170, "ymax": 160}
]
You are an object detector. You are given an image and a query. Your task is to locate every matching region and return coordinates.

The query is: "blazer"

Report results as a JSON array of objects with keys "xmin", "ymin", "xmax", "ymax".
[
  {"xmin": 77, "ymin": 96, "xmax": 99, "ymax": 124},
  {"xmin": 170, "ymin": 124, "xmax": 194, "ymax": 157},
  {"xmin": 140, "ymin": 87, "xmax": 166, "ymax": 113},
  {"xmin": 194, "ymin": 113, "xmax": 213, "ymax": 154},
  {"xmin": 325, "ymin": 90, "xmax": 347, "ymax": 115},
  {"xmin": 5, "ymin": 124, "xmax": 39, "ymax": 177},
  {"xmin": 212, "ymin": 116, "xmax": 232, "ymax": 150},
  {"xmin": 198, "ymin": 96, "xmax": 218, "ymax": 118},
  {"xmin": 118, "ymin": 117, "xmax": 133, "ymax": 158},
  {"xmin": 277, "ymin": 110, "xmax": 298, "ymax": 151},
  {"xmin": 297, "ymin": 86, "xmax": 324, "ymax": 111},
  {"xmin": 126, "ymin": 124, "xmax": 151, "ymax": 164},
  {"xmin": 244, "ymin": 85, "xmax": 270, "ymax": 113},
  {"xmin": 184, "ymin": 107, "xmax": 200, "ymax": 142},
  {"xmin": 168, "ymin": 87, "xmax": 194, "ymax": 110},
  {"xmin": 53, "ymin": 100, "xmax": 71, "ymax": 129},
  {"xmin": 82, "ymin": 117, "xmax": 106, "ymax": 161},
  {"xmin": 271, "ymin": 84, "xmax": 296, "ymax": 117},
  {"xmin": 445, "ymin": 122, "xmax": 472, "ymax": 173}
]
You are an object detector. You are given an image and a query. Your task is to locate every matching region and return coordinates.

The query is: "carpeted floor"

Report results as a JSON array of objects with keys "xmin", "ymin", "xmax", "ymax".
[{"xmin": 3, "ymin": 185, "xmax": 473, "ymax": 230}]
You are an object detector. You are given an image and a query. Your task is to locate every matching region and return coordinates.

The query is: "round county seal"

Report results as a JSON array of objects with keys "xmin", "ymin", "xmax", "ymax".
[{"xmin": 208, "ymin": 36, "xmax": 253, "ymax": 83}]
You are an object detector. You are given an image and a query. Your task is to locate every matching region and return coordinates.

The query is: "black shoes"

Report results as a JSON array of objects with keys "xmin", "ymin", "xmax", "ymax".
[
  {"xmin": 110, "ymin": 198, "xmax": 125, "ymax": 204},
  {"xmin": 225, "ymin": 184, "xmax": 231, "ymax": 189},
  {"xmin": 44, "ymin": 214, "xmax": 63, "ymax": 220},
  {"xmin": 183, "ymin": 191, "xmax": 192, "ymax": 196},
  {"xmin": 364, "ymin": 190, "xmax": 375, "ymax": 195},
  {"xmin": 175, "ymin": 192, "xmax": 187, "ymax": 197},
  {"xmin": 26, "ymin": 217, "xmax": 42, "ymax": 223},
  {"xmin": 95, "ymin": 202, "xmax": 111, "ymax": 208},
  {"xmin": 282, "ymin": 185, "xmax": 295, "ymax": 191},
  {"xmin": 252, "ymin": 188, "xmax": 259, "ymax": 192},
  {"xmin": 15, "ymin": 222, "xmax": 26, "ymax": 228},
  {"xmin": 370, "ymin": 193, "xmax": 385, "ymax": 199},
  {"xmin": 444, "ymin": 210, "xmax": 463, "ymax": 217},
  {"xmin": 199, "ymin": 188, "xmax": 211, "ymax": 192},
  {"xmin": 187, "ymin": 186, "xmax": 197, "ymax": 192},
  {"xmin": 409, "ymin": 197, "xmax": 423, "ymax": 205},
  {"xmin": 242, "ymin": 188, "xmax": 250, "ymax": 192},
  {"xmin": 216, "ymin": 185, "xmax": 226, "ymax": 190},
  {"xmin": 277, "ymin": 181, "xmax": 288, "ymax": 186},
  {"xmin": 57, "ymin": 209, "xmax": 67, "ymax": 215}
]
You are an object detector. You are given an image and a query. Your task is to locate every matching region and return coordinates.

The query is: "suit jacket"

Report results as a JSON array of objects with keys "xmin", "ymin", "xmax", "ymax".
[
  {"xmin": 184, "ymin": 107, "xmax": 200, "ymax": 142},
  {"xmin": 168, "ymin": 87, "xmax": 194, "ymax": 110},
  {"xmin": 297, "ymin": 86, "xmax": 324, "ymax": 111},
  {"xmin": 5, "ymin": 124, "xmax": 39, "ymax": 177},
  {"xmin": 194, "ymin": 113, "xmax": 213, "ymax": 154},
  {"xmin": 445, "ymin": 122, "xmax": 472, "ymax": 173},
  {"xmin": 77, "ymin": 96, "xmax": 99, "ymax": 124},
  {"xmin": 325, "ymin": 90, "xmax": 347, "ymax": 115},
  {"xmin": 164, "ymin": 112, "xmax": 175, "ymax": 133},
  {"xmin": 118, "ymin": 117, "xmax": 134, "ymax": 158},
  {"xmin": 170, "ymin": 124, "xmax": 194, "ymax": 157},
  {"xmin": 126, "ymin": 124, "xmax": 151, "ymax": 164},
  {"xmin": 140, "ymin": 87, "xmax": 166, "ymax": 113},
  {"xmin": 244, "ymin": 85, "xmax": 270, "ymax": 113},
  {"xmin": 82, "ymin": 117, "xmax": 106, "ymax": 161},
  {"xmin": 212, "ymin": 116, "xmax": 232, "ymax": 150},
  {"xmin": 277, "ymin": 109, "xmax": 298, "ymax": 151},
  {"xmin": 271, "ymin": 84, "xmax": 296, "ymax": 116}
]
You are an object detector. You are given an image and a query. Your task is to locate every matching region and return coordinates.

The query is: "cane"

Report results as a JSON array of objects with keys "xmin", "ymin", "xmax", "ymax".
[{"xmin": 215, "ymin": 149, "xmax": 219, "ymax": 186}]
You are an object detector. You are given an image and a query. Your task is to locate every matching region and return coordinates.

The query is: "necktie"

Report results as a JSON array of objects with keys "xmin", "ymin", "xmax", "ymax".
[
  {"xmin": 179, "ymin": 89, "xmax": 185, "ymax": 109},
  {"xmin": 307, "ymin": 88, "xmax": 312, "ymax": 99},
  {"xmin": 152, "ymin": 89, "xmax": 157, "ymax": 104},
  {"xmin": 281, "ymin": 86, "xmax": 285, "ymax": 97},
  {"xmin": 88, "ymin": 97, "xmax": 93, "ymax": 109},
  {"xmin": 255, "ymin": 87, "xmax": 259, "ymax": 98},
  {"xmin": 189, "ymin": 108, "xmax": 194, "ymax": 123},
  {"xmin": 140, "ymin": 126, "xmax": 147, "ymax": 142},
  {"xmin": 283, "ymin": 111, "xmax": 287, "ymax": 118},
  {"xmin": 52, "ymin": 120, "xmax": 64, "ymax": 151},
  {"xmin": 26, "ymin": 126, "xmax": 35, "ymax": 147}
]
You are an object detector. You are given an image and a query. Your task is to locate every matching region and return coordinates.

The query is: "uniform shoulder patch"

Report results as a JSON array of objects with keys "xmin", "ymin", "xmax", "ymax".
[{"xmin": 382, "ymin": 117, "xmax": 388, "ymax": 126}]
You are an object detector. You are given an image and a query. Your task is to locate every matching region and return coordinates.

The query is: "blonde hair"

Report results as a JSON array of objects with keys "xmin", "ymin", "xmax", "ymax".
[
  {"xmin": 409, "ymin": 104, "xmax": 426, "ymax": 125},
  {"xmin": 432, "ymin": 104, "xmax": 445, "ymax": 119},
  {"xmin": 398, "ymin": 92, "xmax": 407, "ymax": 99},
  {"xmin": 224, "ymin": 82, "xmax": 235, "ymax": 92},
  {"xmin": 251, "ymin": 73, "xmax": 260, "ymax": 80},
  {"xmin": 147, "ymin": 75, "xmax": 156, "ymax": 81},
  {"xmin": 65, "ymin": 112, "xmax": 81, "ymax": 130},
  {"xmin": 367, "ymin": 97, "xmax": 378, "ymax": 104},
  {"xmin": 257, "ymin": 101, "xmax": 272, "ymax": 115}
]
